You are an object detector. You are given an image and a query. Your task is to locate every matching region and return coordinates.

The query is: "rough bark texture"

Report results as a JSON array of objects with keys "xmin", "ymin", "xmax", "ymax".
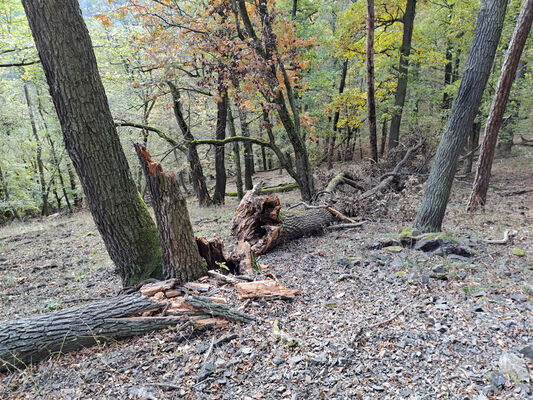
[
  {"xmin": 467, "ymin": 0, "xmax": 533, "ymax": 212},
  {"xmin": 366, "ymin": 0, "xmax": 378, "ymax": 163},
  {"xmin": 168, "ymin": 82, "xmax": 211, "ymax": 206},
  {"xmin": 328, "ymin": 59, "xmax": 348, "ymax": 169},
  {"xmin": 21, "ymin": 0, "xmax": 162, "ymax": 286},
  {"xmin": 136, "ymin": 144, "xmax": 207, "ymax": 283},
  {"xmin": 414, "ymin": 0, "xmax": 508, "ymax": 232},
  {"xmin": 0, "ymin": 294, "xmax": 170, "ymax": 372},
  {"xmin": 213, "ymin": 92, "xmax": 228, "ymax": 205},
  {"xmin": 388, "ymin": 0, "xmax": 417, "ymax": 150}
]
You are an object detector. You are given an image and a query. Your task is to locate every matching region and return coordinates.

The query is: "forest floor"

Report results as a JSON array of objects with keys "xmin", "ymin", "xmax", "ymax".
[{"xmin": 0, "ymin": 151, "xmax": 532, "ymax": 400}]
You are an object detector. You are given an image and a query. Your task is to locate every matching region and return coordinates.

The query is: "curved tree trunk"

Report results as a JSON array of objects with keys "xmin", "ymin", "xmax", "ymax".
[
  {"xmin": 167, "ymin": 82, "xmax": 211, "ymax": 207},
  {"xmin": 388, "ymin": 0, "xmax": 417, "ymax": 150},
  {"xmin": 21, "ymin": 0, "xmax": 162, "ymax": 286},
  {"xmin": 467, "ymin": 0, "xmax": 533, "ymax": 212},
  {"xmin": 414, "ymin": 0, "xmax": 508, "ymax": 232}
]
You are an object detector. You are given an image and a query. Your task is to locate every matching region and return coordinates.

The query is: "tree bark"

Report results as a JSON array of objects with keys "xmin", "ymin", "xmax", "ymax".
[
  {"xmin": 21, "ymin": 0, "xmax": 162, "ymax": 286},
  {"xmin": 388, "ymin": 0, "xmax": 417, "ymax": 150},
  {"xmin": 167, "ymin": 82, "xmax": 211, "ymax": 207},
  {"xmin": 467, "ymin": 0, "xmax": 533, "ymax": 212},
  {"xmin": 442, "ymin": 43, "xmax": 454, "ymax": 110},
  {"xmin": 23, "ymin": 81, "xmax": 49, "ymax": 217},
  {"xmin": 380, "ymin": 117, "xmax": 389, "ymax": 156},
  {"xmin": 366, "ymin": 0, "xmax": 378, "ymax": 163},
  {"xmin": 213, "ymin": 91, "xmax": 228, "ymax": 205},
  {"xmin": 0, "ymin": 294, "xmax": 173, "ymax": 372},
  {"xmin": 238, "ymin": 108, "xmax": 254, "ymax": 190},
  {"xmin": 135, "ymin": 144, "xmax": 207, "ymax": 283},
  {"xmin": 227, "ymin": 104, "xmax": 244, "ymax": 199},
  {"xmin": 414, "ymin": 0, "xmax": 508, "ymax": 232},
  {"xmin": 328, "ymin": 59, "xmax": 349, "ymax": 169}
]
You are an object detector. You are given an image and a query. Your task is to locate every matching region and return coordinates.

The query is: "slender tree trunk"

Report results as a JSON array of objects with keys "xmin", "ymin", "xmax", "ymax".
[
  {"xmin": 23, "ymin": 82, "xmax": 49, "ymax": 216},
  {"xmin": 462, "ymin": 121, "xmax": 481, "ymax": 174},
  {"xmin": 292, "ymin": 0, "xmax": 298, "ymax": 19},
  {"xmin": 167, "ymin": 82, "xmax": 211, "ymax": 206},
  {"xmin": 366, "ymin": 0, "xmax": 378, "ymax": 163},
  {"xmin": 414, "ymin": 0, "xmax": 508, "ymax": 232},
  {"xmin": 388, "ymin": 0, "xmax": 417, "ymax": 150},
  {"xmin": 22, "ymin": 0, "xmax": 162, "ymax": 286},
  {"xmin": 227, "ymin": 105, "xmax": 244, "ymax": 199},
  {"xmin": 380, "ymin": 117, "xmax": 389, "ymax": 156},
  {"xmin": 67, "ymin": 161, "xmax": 81, "ymax": 207},
  {"xmin": 135, "ymin": 145, "xmax": 206, "ymax": 282},
  {"xmin": 213, "ymin": 91, "xmax": 228, "ymax": 205},
  {"xmin": 0, "ymin": 162, "xmax": 20, "ymax": 221},
  {"xmin": 442, "ymin": 44, "xmax": 454, "ymax": 110},
  {"xmin": 238, "ymin": 108, "xmax": 254, "ymax": 190},
  {"xmin": 35, "ymin": 89, "xmax": 73, "ymax": 213},
  {"xmin": 467, "ymin": 0, "xmax": 533, "ymax": 212},
  {"xmin": 328, "ymin": 59, "xmax": 348, "ymax": 169}
]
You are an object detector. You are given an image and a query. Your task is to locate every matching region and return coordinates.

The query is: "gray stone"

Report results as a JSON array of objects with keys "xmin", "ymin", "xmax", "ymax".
[
  {"xmin": 519, "ymin": 345, "xmax": 533, "ymax": 360},
  {"xmin": 287, "ymin": 355, "xmax": 304, "ymax": 366},
  {"xmin": 432, "ymin": 264, "xmax": 446, "ymax": 274},
  {"xmin": 489, "ymin": 372, "xmax": 506, "ymax": 389},
  {"xmin": 499, "ymin": 352, "xmax": 530, "ymax": 383},
  {"xmin": 457, "ymin": 270, "xmax": 467, "ymax": 280},
  {"xmin": 273, "ymin": 356, "xmax": 285, "ymax": 365}
]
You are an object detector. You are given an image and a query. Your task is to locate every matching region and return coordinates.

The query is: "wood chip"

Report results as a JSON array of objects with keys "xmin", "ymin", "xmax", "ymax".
[
  {"xmin": 140, "ymin": 279, "xmax": 178, "ymax": 297},
  {"xmin": 184, "ymin": 282, "xmax": 210, "ymax": 292},
  {"xmin": 235, "ymin": 280, "xmax": 301, "ymax": 299},
  {"xmin": 191, "ymin": 317, "xmax": 230, "ymax": 328},
  {"xmin": 164, "ymin": 289, "xmax": 184, "ymax": 298}
]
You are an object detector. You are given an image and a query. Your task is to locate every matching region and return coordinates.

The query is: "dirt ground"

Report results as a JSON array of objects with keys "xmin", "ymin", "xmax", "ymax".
[{"xmin": 0, "ymin": 150, "xmax": 531, "ymax": 399}]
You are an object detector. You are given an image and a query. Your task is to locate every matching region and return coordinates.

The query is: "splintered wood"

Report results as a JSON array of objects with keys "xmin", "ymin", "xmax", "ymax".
[{"xmin": 235, "ymin": 280, "xmax": 301, "ymax": 299}]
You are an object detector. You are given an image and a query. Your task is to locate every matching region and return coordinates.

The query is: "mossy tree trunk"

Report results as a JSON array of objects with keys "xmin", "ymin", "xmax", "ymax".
[
  {"xmin": 135, "ymin": 144, "xmax": 206, "ymax": 283},
  {"xmin": 22, "ymin": 0, "xmax": 163, "ymax": 286}
]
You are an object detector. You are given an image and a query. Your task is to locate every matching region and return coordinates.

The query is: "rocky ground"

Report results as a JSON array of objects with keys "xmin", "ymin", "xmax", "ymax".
[{"xmin": 0, "ymin": 152, "xmax": 531, "ymax": 399}]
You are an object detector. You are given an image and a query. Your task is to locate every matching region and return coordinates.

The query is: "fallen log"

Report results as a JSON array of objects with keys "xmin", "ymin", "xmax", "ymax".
[
  {"xmin": 0, "ymin": 279, "xmax": 255, "ymax": 372},
  {"xmin": 0, "ymin": 294, "xmax": 172, "ymax": 372},
  {"xmin": 226, "ymin": 182, "xmax": 298, "ymax": 197},
  {"xmin": 231, "ymin": 187, "xmax": 336, "ymax": 254}
]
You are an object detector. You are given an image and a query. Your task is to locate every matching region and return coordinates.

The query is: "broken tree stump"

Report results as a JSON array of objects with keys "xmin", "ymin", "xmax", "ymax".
[
  {"xmin": 231, "ymin": 187, "xmax": 336, "ymax": 254},
  {"xmin": 135, "ymin": 144, "xmax": 207, "ymax": 283}
]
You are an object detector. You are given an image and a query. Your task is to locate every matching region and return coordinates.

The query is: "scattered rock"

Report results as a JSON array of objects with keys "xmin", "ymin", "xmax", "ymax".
[
  {"xmin": 519, "ymin": 345, "xmax": 533, "ymax": 360},
  {"xmin": 489, "ymin": 372, "xmax": 506, "ymax": 389},
  {"xmin": 498, "ymin": 352, "xmax": 530, "ymax": 383}
]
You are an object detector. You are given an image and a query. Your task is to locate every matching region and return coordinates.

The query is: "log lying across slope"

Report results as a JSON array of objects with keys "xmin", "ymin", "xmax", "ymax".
[{"xmin": 0, "ymin": 280, "xmax": 254, "ymax": 373}]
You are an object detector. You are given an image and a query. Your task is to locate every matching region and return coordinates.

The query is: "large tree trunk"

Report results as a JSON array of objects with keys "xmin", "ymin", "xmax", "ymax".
[
  {"xmin": 135, "ymin": 144, "xmax": 207, "ymax": 283},
  {"xmin": 213, "ymin": 91, "xmax": 228, "ymax": 205},
  {"xmin": 388, "ymin": 0, "xmax": 417, "ymax": 150},
  {"xmin": 327, "ymin": 59, "xmax": 349, "ymax": 169},
  {"xmin": 366, "ymin": 0, "xmax": 378, "ymax": 163},
  {"xmin": 414, "ymin": 0, "xmax": 508, "ymax": 233},
  {"xmin": 167, "ymin": 82, "xmax": 211, "ymax": 207},
  {"xmin": 467, "ymin": 0, "xmax": 533, "ymax": 212},
  {"xmin": 23, "ymin": 81, "xmax": 49, "ymax": 217},
  {"xmin": 227, "ymin": 104, "xmax": 244, "ymax": 199},
  {"xmin": 21, "ymin": 0, "xmax": 162, "ymax": 286}
]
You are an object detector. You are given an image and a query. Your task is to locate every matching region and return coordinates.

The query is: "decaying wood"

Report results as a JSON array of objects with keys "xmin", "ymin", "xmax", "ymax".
[
  {"xmin": 483, "ymin": 229, "xmax": 518, "ymax": 244},
  {"xmin": 231, "ymin": 186, "xmax": 337, "ymax": 254},
  {"xmin": 135, "ymin": 144, "xmax": 206, "ymax": 283},
  {"xmin": 226, "ymin": 182, "xmax": 298, "ymax": 197},
  {"xmin": 235, "ymin": 280, "xmax": 301, "ymax": 299},
  {"xmin": 0, "ymin": 278, "xmax": 255, "ymax": 372}
]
